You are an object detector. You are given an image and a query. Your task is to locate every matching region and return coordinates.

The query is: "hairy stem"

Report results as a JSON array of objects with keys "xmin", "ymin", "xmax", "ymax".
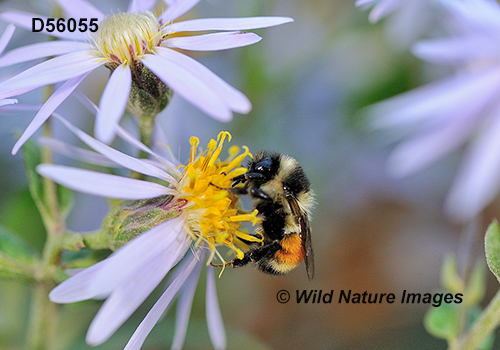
[
  {"xmin": 457, "ymin": 289, "xmax": 500, "ymax": 350},
  {"xmin": 27, "ymin": 24, "xmax": 65, "ymax": 346},
  {"xmin": 26, "ymin": 281, "xmax": 58, "ymax": 350}
]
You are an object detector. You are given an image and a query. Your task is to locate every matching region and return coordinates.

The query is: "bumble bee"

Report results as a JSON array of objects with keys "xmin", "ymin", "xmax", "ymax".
[{"xmin": 224, "ymin": 151, "xmax": 315, "ymax": 280}]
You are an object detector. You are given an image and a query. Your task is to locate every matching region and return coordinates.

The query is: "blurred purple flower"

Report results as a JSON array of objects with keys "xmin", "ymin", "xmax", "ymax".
[{"xmin": 370, "ymin": 0, "xmax": 500, "ymax": 221}]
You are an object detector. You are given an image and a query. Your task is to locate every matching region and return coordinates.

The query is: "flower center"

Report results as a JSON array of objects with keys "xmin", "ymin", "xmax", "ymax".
[
  {"xmin": 176, "ymin": 132, "xmax": 262, "ymax": 263},
  {"xmin": 92, "ymin": 12, "xmax": 162, "ymax": 65}
]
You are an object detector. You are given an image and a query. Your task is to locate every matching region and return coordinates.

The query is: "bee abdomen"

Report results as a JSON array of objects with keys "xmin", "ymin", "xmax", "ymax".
[{"xmin": 258, "ymin": 233, "xmax": 303, "ymax": 275}]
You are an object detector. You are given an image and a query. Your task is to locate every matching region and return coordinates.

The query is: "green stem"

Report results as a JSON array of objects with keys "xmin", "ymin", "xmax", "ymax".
[
  {"xmin": 60, "ymin": 229, "xmax": 111, "ymax": 251},
  {"xmin": 26, "ymin": 281, "xmax": 58, "ymax": 350},
  {"xmin": 457, "ymin": 288, "xmax": 500, "ymax": 350},
  {"xmin": 131, "ymin": 115, "xmax": 154, "ymax": 179},
  {"xmin": 27, "ymin": 76, "xmax": 64, "ymax": 350}
]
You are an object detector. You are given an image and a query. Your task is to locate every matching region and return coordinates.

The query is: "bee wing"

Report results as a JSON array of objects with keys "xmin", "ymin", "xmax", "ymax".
[{"xmin": 287, "ymin": 195, "xmax": 314, "ymax": 280}]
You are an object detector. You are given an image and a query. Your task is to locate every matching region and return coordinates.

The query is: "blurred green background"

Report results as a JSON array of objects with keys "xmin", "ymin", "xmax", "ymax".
[{"xmin": 1, "ymin": 0, "xmax": 498, "ymax": 349}]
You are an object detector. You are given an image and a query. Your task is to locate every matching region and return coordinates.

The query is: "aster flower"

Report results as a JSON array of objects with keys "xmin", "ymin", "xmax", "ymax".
[
  {"xmin": 38, "ymin": 114, "xmax": 260, "ymax": 349},
  {"xmin": 0, "ymin": 0, "xmax": 293, "ymax": 151},
  {"xmin": 369, "ymin": 0, "xmax": 500, "ymax": 221}
]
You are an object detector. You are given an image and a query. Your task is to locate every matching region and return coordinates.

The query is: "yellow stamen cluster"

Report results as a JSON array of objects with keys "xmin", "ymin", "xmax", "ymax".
[
  {"xmin": 92, "ymin": 11, "xmax": 164, "ymax": 65},
  {"xmin": 176, "ymin": 132, "xmax": 262, "ymax": 263}
]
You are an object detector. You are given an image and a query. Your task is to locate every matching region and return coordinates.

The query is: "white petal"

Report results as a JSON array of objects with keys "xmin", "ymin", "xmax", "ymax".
[
  {"xmin": 387, "ymin": 112, "xmax": 478, "ymax": 177},
  {"xmin": 370, "ymin": 67, "xmax": 500, "ymax": 128},
  {"xmin": 159, "ymin": 0, "xmax": 201, "ymax": 23},
  {"xmin": 0, "ymin": 41, "xmax": 90, "ymax": 67},
  {"xmin": 52, "ymin": 114, "xmax": 177, "ymax": 183},
  {"xmin": 442, "ymin": 0, "xmax": 500, "ymax": 33},
  {"xmin": 0, "ymin": 11, "xmax": 85, "ymax": 40},
  {"xmin": 0, "ymin": 50, "xmax": 102, "ymax": 100},
  {"xmin": 445, "ymin": 105, "xmax": 500, "ymax": 221},
  {"xmin": 355, "ymin": 0, "xmax": 375, "ymax": 7},
  {"xmin": 36, "ymin": 164, "xmax": 175, "ymax": 199},
  {"xmin": 0, "ymin": 23, "xmax": 15, "ymax": 55},
  {"xmin": 155, "ymin": 47, "xmax": 250, "ymax": 115},
  {"xmin": 168, "ymin": 16, "xmax": 294, "ymax": 33},
  {"xmin": 123, "ymin": 253, "xmax": 200, "ymax": 350},
  {"xmin": 141, "ymin": 52, "xmax": 231, "ymax": 121},
  {"xmin": 53, "ymin": 0, "xmax": 104, "ymax": 20},
  {"xmin": 115, "ymin": 125, "xmax": 181, "ymax": 179},
  {"xmin": 0, "ymin": 103, "xmax": 40, "ymax": 112},
  {"xmin": 73, "ymin": 89, "xmax": 99, "ymax": 115},
  {"xmin": 38, "ymin": 137, "xmax": 119, "ymax": 167},
  {"xmin": 128, "ymin": 0, "xmax": 158, "ymax": 12},
  {"xmin": 368, "ymin": 0, "xmax": 402, "ymax": 23},
  {"xmin": 0, "ymin": 99, "xmax": 17, "ymax": 107},
  {"xmin": 152, "ymin": 121, "xmax": 182, "ymax": 168},
  {"xmin": 49, "ymin": 259, "xmax": 112, "ymax": 303},
  {"xmin": 412, "ymin": 36, "xmax": 498, "ymax": 65},
  {"xmin": 206, "ymin": 265, "xmax": 226, "ymax": 350},
  {"xmin": 164, "ymin": 31, "xmax": 261, "ymax": 51},
  {"xmin": 171, "ymin": 255, "xmax": 203, "ymax": 350},
  {"xmin": 86, "ymin": 227, "xmax": 191, "ymax": 346},
  {"xmin": 12, "ymin": 74, "xmax": 88, "ymax": 155},
  {"xmin": 87, "ymin": 217, "xmax": 186, "ymax": 297},
  {"xmin": 95, "ymin": 64, "xmax": 132, "ymax": 144}
]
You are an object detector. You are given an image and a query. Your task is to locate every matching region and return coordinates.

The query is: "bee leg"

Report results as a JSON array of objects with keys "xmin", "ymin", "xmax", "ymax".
[
  {"xmin": 249, "ymin": 188, "xmax": 271, "ymax": 200},
  {"xmin": 231, "ymin": 174, "xmax": 246, "ymax": 186},
  {"xmin": 232, "ymin": 241, "xmax": 281, "ymax": 267},
  {"xmin": 250, "ymin": 241, "xmax": 282, "ymax": 259},
  {"xmin": 209, "ymin": 181, "xmax": 250, "ymax": 196},
  {"xmin": 210, "ymin": 262, "xmax": 226, "ymax": 268},
  {"xmin": 210, "ymin": 255, "xmax": 252, "ymax": 268},
  {"xmin": 229, "ymin": 187, "xmax": 250, "ymax": 196},
  {"xmin": 244, "ymin": 172, "xmax": 266, "ymax": 180},
  {"xmin": 231, "ymin": 254, "xmax": 253, "ymax": 268},
  {"xmin": 212, "ymin": 241, "xmax": 280, "ymax": 269}
]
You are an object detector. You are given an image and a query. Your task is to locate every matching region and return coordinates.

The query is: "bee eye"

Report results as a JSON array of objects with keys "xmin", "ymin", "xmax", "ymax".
[{"xmin": 253, "ymin": 157, "xmax": 272, "ymax": 173}]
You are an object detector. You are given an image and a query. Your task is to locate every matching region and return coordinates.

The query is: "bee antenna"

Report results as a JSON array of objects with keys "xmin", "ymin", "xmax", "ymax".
[{"xmin": 210, "ymin": 261, "xmax": 232, "ymax": 268}]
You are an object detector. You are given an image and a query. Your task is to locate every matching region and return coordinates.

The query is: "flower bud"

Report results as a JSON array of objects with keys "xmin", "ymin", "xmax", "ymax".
[{"xmin": 126, "ymin": 60, "xmax": 172, "ymax": 120}]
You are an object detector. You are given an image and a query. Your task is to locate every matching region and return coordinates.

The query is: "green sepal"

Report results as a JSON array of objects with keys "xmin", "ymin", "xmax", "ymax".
[
  {"xmin": 441, "ymin": 254, "xmax": 464, "ymax": 294},
  {"xmin": 20, "ymin": 138, "xmax": 73, "ymax": 219},
  {"xmin": 424, "ymin": 302, "xmax": 460, "ymax": 340},
  {"xmin": 0, "ymin": 225, "xmax": 36, "ymax": 280},
  {"xmin": 102, "ymin": 195, "xmax": 180, "ymax": 250},
  {"xmin": 127, "ymin": 63, "xmax": 172, "ymax": 120},
  {"xmin": 124, "ymin": 62, "xmax": 172, "ymax": 147},
  {"xmin": 464, "ymin": 260, "xmax": 486, "ymax": 307},
  {"xmin": 484, "ymin": 220, "xmax": 500, "ymax": 283}
]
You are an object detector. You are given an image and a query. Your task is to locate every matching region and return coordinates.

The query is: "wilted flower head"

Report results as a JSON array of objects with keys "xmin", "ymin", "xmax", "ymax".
[
  {"xmin": 39, "ymin": 115, "xmax": 260, "ymax": 349},
  {"xmin": 0, "ymin": 0, "xmax": 293, "ymax": 150}
]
